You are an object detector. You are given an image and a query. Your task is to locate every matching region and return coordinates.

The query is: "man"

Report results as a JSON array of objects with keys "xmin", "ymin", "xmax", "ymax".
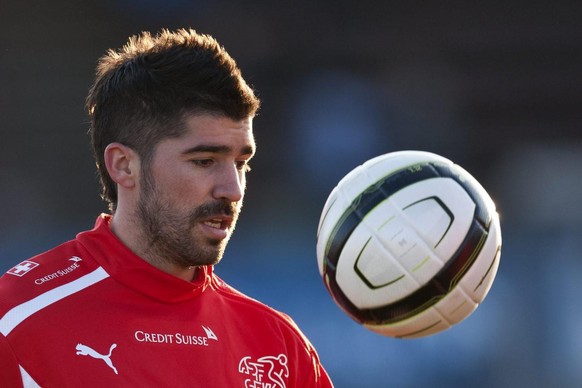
[{"xmin": 0, "ymin": 29, "xmax": 333, "ymax": 387}]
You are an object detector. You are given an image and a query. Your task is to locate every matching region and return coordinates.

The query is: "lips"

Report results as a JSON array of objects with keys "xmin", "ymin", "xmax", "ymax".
[
  {"xmin": 199, "ymin": 216, "xmax": 232, "ymax": 242},
  {"xmin": 201, "ymin": 216, "xmax": 233, "ymax": 232},
  {"xmin": 192, "ymin": 202, "xmax": 237, "ymax": 240},
  {"xmin": 203, "ymin": 219, "xmax": 222, "ymax": 229}
]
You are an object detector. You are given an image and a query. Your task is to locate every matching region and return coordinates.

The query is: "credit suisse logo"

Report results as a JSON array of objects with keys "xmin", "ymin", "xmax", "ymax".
[{"xmin": 7, "ymin": 260, "xmax": 39, "ymax": 277}]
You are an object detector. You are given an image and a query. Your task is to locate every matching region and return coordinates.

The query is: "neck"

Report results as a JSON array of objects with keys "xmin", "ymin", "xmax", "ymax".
[{"xmin": 108, "ymin": 212, "xmax": 198, "ymax": 282}]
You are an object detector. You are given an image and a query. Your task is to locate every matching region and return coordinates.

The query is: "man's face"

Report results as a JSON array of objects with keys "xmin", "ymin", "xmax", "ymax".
[{"xmin": 135, "ymin": 113, "xmax": 255, "ymax": 269}]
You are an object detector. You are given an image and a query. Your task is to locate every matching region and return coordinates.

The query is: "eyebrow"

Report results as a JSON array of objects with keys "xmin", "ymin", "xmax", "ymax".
[{"xmin": 181, "ymin": 144, "xmax": 255, "ymax": 156}]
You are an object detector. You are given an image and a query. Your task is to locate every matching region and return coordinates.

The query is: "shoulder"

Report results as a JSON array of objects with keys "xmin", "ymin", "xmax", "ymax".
[
  {"xmin": 210, "ymin": 275, "xmax": 334, "ymax": 386},
  {"xmin": 211, "ymin": 275, "xmax": 288, "ymax": 317},
  {"xmin": 210, "ymin": 274, "xmax": 314, "ymax": 346},
  {"xmin": 0, "ymin": 238, "xmax": 100, "ymax": 314}
]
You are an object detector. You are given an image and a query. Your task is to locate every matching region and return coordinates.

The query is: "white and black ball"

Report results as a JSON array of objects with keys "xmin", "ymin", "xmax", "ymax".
[{"xmin": 316, "ymin": 151, "xmax": 501, "ymax": 338}]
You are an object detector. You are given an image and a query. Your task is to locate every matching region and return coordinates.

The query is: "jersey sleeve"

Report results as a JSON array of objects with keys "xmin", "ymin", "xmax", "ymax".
[
  {"xmin": 0, "ymin": 333, "xmax": 24, "ymax": 388},
  {"xmin": 279, "ymin": 313, "xmax": 333, "ymax": 387},
  {"xmin": 309, "ymin": 348, "xmax": 334, "ymax": 387}
]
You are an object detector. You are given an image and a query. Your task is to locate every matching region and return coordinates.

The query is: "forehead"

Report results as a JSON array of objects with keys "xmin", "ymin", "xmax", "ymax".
[{"xmin": 163, "ymin": 113, "xmax": 255, "ymax": 154}]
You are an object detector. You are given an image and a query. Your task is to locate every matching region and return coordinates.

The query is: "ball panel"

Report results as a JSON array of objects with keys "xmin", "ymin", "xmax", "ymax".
[
  {"xmin": 459, "ymin": 216, "xmax": 502, "ymax": 303},
  {"xmin": 321, "ymin": 161, "xmax": 445, "ymax": 272},
  {"xmin": 402, "ymin": 196, "xmax": 453, "ymax": 248},
  {"xmin": 366, "ymin": 285, "xmax": 479, "ymax": 338},
  {"xmin": 357, "ymin": 199, "xmax": 443, "ymax": 289},
  {"xmin": 340, "ymin": 170, "xmax": 376, "ymax": 205},
  {"xmin": 316, "ymin": 190, "xmax": 346, "ymax": 275},
  {"xmin": 432, "ymin": 162, "xmax": 493, "ymax": 228},
  {"xmin": 352, "ymin": 237, "xmax": 407, "ymax": 290},
  {"xmin": 337, "ymin": 234, "xmax": 418, "ymax": 308},
  {"xmin": 392, "ymin": 178, "xmax": 476, "ymax": 261},
  {"xmin": 365, "ymin": 307, "xmax": 451, "ymax": 339},
  {"xmin": 362, "ymin": 151, "xmax": 452, "ymax": 183},
  {"xmin": 434, "ymin": 285, "xmax": 479, "ymax": 325}
]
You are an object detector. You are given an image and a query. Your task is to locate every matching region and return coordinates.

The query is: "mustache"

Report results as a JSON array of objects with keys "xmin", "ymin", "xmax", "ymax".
[{"xmin": 190, "ymin": 200, "xmax": 238, "ymax": 221}]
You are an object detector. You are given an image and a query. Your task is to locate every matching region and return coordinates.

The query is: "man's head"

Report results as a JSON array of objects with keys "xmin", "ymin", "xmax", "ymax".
[{"xmin": 86, "ymin": 28, "xmax": 260, "ymax": 212}]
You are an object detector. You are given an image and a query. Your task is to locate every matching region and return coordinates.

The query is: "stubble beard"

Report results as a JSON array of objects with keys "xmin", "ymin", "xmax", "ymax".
[{"xmin": 135, "ymin": 174, "xmax": 240, "ymax": 269}]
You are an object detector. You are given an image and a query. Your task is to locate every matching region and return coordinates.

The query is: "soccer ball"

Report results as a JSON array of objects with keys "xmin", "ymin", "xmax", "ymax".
[{"xmin": 316, "ymin": 150, "xmax": 501, "ymax": 338}]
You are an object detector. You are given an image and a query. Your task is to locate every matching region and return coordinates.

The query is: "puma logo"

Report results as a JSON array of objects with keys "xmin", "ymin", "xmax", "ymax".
[{"xmin": 76, "ymin": 343, "xmax": 118, "ymax": 375}]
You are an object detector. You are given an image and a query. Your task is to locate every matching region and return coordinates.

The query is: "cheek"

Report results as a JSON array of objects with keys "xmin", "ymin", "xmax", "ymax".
[
  {"xmin": 152, "ymin": 169, "xmax": 207, "ymax": 205},
  {"xmin": 170, "ymin": 179, "xmax": 206, "ymax": 204}
]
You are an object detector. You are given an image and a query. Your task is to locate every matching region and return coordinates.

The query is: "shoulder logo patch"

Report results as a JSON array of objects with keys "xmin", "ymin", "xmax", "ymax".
[{"xmin": 7, "ymin": 260, "xmax": 39, "ymax": 277}]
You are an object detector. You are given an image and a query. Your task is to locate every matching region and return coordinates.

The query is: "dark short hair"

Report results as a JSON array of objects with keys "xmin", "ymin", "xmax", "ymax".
[{"xmin": 86, "ymin": 28, "xmax": 260, "ymax": 211}]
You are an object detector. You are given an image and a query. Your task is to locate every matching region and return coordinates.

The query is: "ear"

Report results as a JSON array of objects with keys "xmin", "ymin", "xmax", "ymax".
[{"xmin": 104, "ymin": 143, "xmax": 140, "ymax": 189}]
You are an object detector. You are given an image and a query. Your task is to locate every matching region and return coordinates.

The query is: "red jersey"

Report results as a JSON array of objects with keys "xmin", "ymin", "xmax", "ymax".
[{"xmin": 0, "ymin": 214, "xmax": 333, "ymax": 387}]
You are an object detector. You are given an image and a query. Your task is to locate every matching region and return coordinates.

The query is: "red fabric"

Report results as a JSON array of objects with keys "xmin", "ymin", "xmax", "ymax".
[
  {"xmin": 0, "ymin": 214, "xmax": 333, "ymax": 387},
  {"xmin": 0, "ymin": 334, "xmax": 23, "ymax": 388}
]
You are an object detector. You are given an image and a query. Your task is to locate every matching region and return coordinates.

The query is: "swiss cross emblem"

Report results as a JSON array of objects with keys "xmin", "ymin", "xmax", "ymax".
[{"xmin": 7, "ymin": 260, "xmax": 39, "ymax": 277}]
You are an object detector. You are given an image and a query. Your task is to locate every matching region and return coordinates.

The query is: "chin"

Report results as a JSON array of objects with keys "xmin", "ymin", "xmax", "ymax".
[{"xmin": 197, "ymin": 246, "xmax": 226, "ymax": 267}]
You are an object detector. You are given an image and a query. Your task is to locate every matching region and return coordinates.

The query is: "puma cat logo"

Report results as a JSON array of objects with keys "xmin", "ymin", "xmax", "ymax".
[{"xmin": 76, "ymin": 343, "xmax": 118, "ymax": 375}]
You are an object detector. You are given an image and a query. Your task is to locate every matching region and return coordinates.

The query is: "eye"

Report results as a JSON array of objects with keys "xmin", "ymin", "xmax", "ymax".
[
  {"xmin": 191, "ymin": 159, "xmax": 214, "ymax": 168},
  {"xmin": 236, "ymin": 160, "xmax": 251, "ymax": 172}
]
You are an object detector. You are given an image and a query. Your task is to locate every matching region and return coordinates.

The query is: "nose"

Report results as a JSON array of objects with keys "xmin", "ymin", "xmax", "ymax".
[{"xmin": 212, "ymin": 164, "xmax": 245, "ymax": 202}]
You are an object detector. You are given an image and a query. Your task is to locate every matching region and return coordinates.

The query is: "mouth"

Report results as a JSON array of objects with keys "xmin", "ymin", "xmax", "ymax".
[
  {"xmin": 192, "ymin": 201, "xmax": 238, "ymax": 241},
  {"xmin": 201, "ymin": 216, "xmax": 233, "ymax": 233}
]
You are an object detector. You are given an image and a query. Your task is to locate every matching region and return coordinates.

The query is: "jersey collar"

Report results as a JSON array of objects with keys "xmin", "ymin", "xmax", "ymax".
[{"xmin": 76, "ymin": 214, "xmax": 213, "ymax": 303}]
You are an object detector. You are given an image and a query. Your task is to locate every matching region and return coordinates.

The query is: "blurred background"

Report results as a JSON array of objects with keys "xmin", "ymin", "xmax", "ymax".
[{"xmin": 1, "ymin": 1, "xmax": 581, "ymax": 386}]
